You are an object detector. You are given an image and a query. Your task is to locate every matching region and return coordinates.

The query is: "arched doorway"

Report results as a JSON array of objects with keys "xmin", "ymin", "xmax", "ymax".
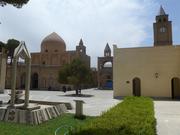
[
  {"xmin": 171, "ymin": 77, "xmax": 180, "ymax": 99},
  {"xmin": 104, "ymin": 75, "xmax": 113, "ymax": 89},
  {"xmin": 132, "ymin": 77, "xmax": 141, "ymax": 96},
  {"xmin": 101, "ymin": 62, "xmax": 113, "ymax": 89},
  {"xmin": 105, "ymin": 80, "xmax": 113, "ymax": 89},
  {"xmin": 20, "ymin": 73, "xmax": 26, "ymax": 89},
  {"xmin": 31, "ymin": 73, "xmax": 38, "ymax": 89}
]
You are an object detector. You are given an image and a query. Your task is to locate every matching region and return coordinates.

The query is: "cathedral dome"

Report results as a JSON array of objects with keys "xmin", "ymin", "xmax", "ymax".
[{"xmin": 41, "ymin": 32, "xmax": 66, "ymax": 53}]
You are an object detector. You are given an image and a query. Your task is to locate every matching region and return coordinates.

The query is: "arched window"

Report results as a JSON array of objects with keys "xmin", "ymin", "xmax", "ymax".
[
  {"xmin": 160, "ymin": 27, "xmax": 166, "ymax": 33},
  {"xmin": 105, "ymin": 52, "xmax": 110, "ymax": 57}
]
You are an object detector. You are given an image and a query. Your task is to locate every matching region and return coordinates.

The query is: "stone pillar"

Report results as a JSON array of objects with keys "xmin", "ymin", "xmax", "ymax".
[
  {"xmin": 24, "ymin": 58, "xmax": 31, "ymax": 108},
  {"xmin": 0, "ymin": 54, "xmax": 3, "ymax": 93},
  {"xmin": 0, "ymin": 48, "xmax": 7, "ymax": 94},
  {"xmin": 10, "ymin": 58, "xmax": 17, "ymax": 107},
  {"xmin": 74, "ymin": 100, "xmax": 85, "ymax": 118},
  {"xmin": 0, "ymin": 100, "xmax": 3, "ymax": 107}
]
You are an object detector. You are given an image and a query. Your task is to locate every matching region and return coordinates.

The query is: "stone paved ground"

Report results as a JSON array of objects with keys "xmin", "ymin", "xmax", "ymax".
[
  {"xmin": 1, "ymin": 89, "xmax": 120, "ymax": 116},
  {"xmin": 154, "ymin": 100, "xmax": 180, "ymax": 135}
]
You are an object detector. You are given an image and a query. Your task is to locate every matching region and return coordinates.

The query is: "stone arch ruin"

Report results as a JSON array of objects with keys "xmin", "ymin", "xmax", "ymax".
[{"xmin": 10, "ymin": 41, "xmax": 31, "ymax": 108}]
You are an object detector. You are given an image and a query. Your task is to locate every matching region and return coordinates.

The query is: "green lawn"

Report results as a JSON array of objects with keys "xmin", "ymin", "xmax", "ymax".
[
  {"xmin": 0, "ymin": 114, "xmax": 94, "ymax": 135},
  {"xmin": 0, "ymin": 97, "xmax": 156, "ymax": 135},
  {"xmin": 71, "ymin": 97, "xmax": 156, "ymax": 135}
]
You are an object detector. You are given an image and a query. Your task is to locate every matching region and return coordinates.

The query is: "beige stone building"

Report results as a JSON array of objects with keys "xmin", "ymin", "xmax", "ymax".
[
  {"xmin": 5, "ymin": 32, "xmax": 90, "ymax": 90},
  {"xmin": 113, "ymin": 7, "xmax": 180, "ymax": 99}
]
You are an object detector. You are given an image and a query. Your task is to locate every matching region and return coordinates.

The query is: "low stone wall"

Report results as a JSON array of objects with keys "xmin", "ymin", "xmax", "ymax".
[
  {"xmin": 0, "ymin": 104, "xmax": 67, "ymax": 125},
  {"xmin": 29, "ymin": 100, "xmax": 73, "ymax": 110}
]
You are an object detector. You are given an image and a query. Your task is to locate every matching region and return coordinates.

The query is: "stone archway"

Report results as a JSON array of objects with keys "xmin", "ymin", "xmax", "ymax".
[
  {"xmin": 98, "ymin": 58, "xmax": 113, "ymax": 89},
  {"xmin": 132, "ymin": 77, "xmax": 141, "ymax": 96},
  {"xmin": 103, "ymin": 61, "xmax": 112, "ymax": 68},
  {"xmin": 31, "ymin": 73, "xmax": 38, "ymax": 89},
  {"xmin": 10, "ymin": 41, "xmax": 31, "ymax": 108},
  {"xmin": 171, "ymin": 77, "xmax": 180, "ymax": 99}
]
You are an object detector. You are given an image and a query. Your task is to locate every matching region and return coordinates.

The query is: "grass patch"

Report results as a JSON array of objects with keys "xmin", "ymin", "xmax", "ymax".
[
  {"xmin": 71, "ymin": 96, "xmax": 156, "ymax": 135},
  {"xmin": 0, "ymin": 114, "xmax": 94, "ymax": 135}
]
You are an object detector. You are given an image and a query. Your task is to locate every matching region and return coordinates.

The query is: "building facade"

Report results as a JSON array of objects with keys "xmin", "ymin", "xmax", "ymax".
[
  {"xmin": 113, "ymin": 7, "xmax": 180, "ymax": 99},
  {"xmin": 5, "ymin": 32, "xmax": 90, "ymax": 90},
  {"xmin": 98, "ymin": 43, "xmax": 113, "ymax": 89}
]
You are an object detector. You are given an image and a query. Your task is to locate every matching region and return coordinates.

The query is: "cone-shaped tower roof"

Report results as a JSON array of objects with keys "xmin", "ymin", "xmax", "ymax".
[
  {"xmin": 158, "ymin": 6, "xmax": 166, "ymax": 15},
  {"xmin": 79, "ymin": 38, "xmax": 84, "ymax": 46},
  {"xmin": 104, "ymin": 43, "xmax": 111, "ymax": 52}
]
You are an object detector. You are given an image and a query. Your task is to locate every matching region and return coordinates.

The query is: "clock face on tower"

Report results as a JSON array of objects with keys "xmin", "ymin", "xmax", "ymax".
[{"xmin": 159, "ymin": 27, "xmax": 166, "ymax": 33}]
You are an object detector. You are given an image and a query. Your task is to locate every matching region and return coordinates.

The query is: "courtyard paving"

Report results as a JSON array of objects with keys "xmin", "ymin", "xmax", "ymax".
[
  {"xmin": 1, "ymin": 88, "xmax": 120, "ymax": 116},
  {"xmin": 154, "ymin": 100, "xmax": 180, "ymax": 135}
]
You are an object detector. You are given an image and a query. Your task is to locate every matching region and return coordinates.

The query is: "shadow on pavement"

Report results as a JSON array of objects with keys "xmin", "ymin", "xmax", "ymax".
[
  {"xmin": 152, "ymin": 97, "xmax": 180, "ymax": 101},
  {"xmin": 58, "ymin": 94, "xmax": 94, "ymax": 98}
]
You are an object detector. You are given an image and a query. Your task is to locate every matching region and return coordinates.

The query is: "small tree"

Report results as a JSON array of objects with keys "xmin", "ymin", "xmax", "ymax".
[
  {"xmin": 0, "ymin": 39, "xmax": 20, "ymax": 64},
  {"xmin": 58, "ymin": 59, "xmax": 93, "ymax": 94},
  {"xmin": 0, "ymin": 0, "xmax": 29, "ymax": 8},
  {"xmin": 0, "ymin": 41, "xmax": 5, "ymax": 52},
  {"xmin": 5, "ymin": 39, "xmax": 20, "ymax": 64}
]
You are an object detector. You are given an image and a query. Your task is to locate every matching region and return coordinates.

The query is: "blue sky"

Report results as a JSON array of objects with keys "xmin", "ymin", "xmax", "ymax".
[{"xmin": 0, "ymin": 0, "xmax": 180, "ymax": 67}]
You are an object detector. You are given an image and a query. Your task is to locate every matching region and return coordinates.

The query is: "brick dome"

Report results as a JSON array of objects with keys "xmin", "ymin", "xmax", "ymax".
[{"xmin": 41, "ymin": 32, "xmax": 66, "ymax": 53}]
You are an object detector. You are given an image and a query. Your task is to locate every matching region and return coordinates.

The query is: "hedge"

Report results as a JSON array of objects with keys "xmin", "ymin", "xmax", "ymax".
[{"xmin": 71, "ymin": 96, "xmax": 156, "ymax": 135}]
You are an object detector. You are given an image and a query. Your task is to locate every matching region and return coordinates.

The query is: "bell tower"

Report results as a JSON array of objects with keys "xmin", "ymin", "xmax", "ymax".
[
  {"xmin": 104, "ymin": 43, "xmax": 111, "ymax": 57},
  {"xmin": 76, "ymin": 38, "xmax": 86, "ymax": 54},
  {"xmin": 153, "ymin": 6, "xmax": 173, "ymax": 46}
]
